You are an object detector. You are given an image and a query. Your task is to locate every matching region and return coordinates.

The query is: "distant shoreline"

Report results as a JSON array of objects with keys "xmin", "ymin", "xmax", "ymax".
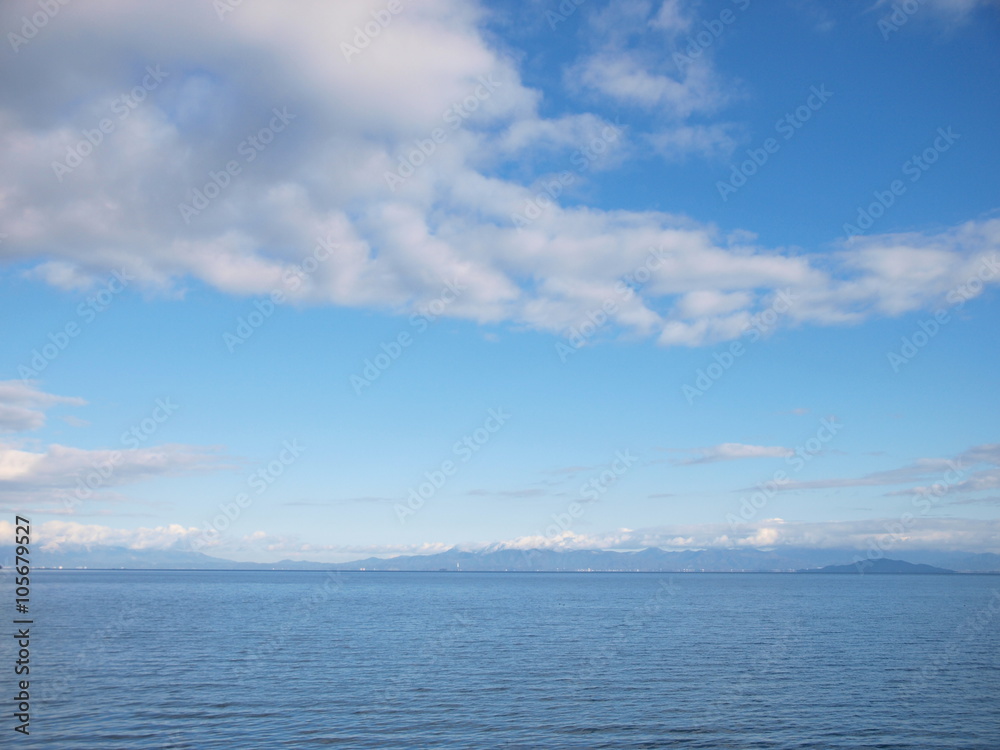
[{"xmin": 29, "ymin": 567, "xmax": 998, "ymax": 575}]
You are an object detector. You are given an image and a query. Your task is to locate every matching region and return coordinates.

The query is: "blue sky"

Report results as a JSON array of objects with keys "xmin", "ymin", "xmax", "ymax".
[{"xmin": 0, "ymin": 0, "xmax": 998, "ymax": 561}]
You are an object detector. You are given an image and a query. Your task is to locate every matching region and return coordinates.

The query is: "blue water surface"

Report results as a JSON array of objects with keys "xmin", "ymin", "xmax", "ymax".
[{"xmin": 8, "ymin": 571, "xmax": 999, "ymax": 749}]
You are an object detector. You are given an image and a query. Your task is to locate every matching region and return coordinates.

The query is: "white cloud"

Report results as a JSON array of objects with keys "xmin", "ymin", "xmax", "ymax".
[
  {"xmin": 0, "ymin": 519, "xmax": 459, "ymax": 558},
  {"xmin": 0, "ymin": 520, "xmax": 204, "ymax": 552},
  {"xmin": 494, "ymin": 517, "xmax": 1000, "ymax": 553},
  {"xmin": 648, "ymin": 124, "xmax": 738, "ymax": 161},
  {"xmin": 789, "ymin": 0, "xmax": 836, "ymax": 33},
  {"xmin": 0, "ymin": 0, "xmax": 998, "ymax": 349},
  {"xmin": 4, "ymin": 516, "xmax": 998, "ymax": 558},
  {"xmin": 0, "ymin": 442, "xmax": 232, "ymax": 510},
  {"xmin": 0, "ymin": 447, "xmax": 45, "ymax": 480},
  {"xmin": 650, "ymin": 0, "xmax": 693, "ymax": 33},
  {"xmin": 567, "ymin": 0, "xmax": 729, "ymax": 117},
  {"xmin": 782, "ymin": 443, "xmax": 1000, "ymax": 496},
  {"xmin": 674, "ymin": 289, "xmax": 754, "ymax": 317},
  {"xmin": 24, "ymin": 261, "xmax": 103, "ymax": 291},
  {"xmin": 676, "ymin": 443, "xmax": 794, "ymax": 465},
  {"xmin": 872, "ymin": 0, "xmax": 998, "ymax": 21},
  {"xmin": 494, "ymin": 112, "xmax": 620, "ymax": 156},
  {"xmin": 0, "ymin": 381, "xmax": 86, "ymax": 433},
  {"xmin": 570, "ymin": 54, "xmax": 725, "ymax": 116}
]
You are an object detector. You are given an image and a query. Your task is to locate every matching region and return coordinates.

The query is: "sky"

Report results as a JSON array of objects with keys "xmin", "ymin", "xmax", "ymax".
[{"xmin": 0, "ymin": 0, "xmax": 998, "ymax": 563}]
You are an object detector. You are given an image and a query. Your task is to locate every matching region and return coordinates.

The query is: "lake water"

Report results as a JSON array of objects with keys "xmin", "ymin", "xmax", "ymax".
[{"xmin": 11, "ymin": 571, "xmax": 1000, "ymax": 748}]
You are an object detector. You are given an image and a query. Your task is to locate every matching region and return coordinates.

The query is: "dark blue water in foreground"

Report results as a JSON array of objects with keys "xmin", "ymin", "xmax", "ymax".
[{"xmin": 9, "ymin": 571, "xmax": 1000, "ymax": 748}]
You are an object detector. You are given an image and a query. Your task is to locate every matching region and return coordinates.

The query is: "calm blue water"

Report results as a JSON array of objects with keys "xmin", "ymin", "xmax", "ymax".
[{"xmin": 8, "ymin": 571, "xmax": 999, "ymax": 748}]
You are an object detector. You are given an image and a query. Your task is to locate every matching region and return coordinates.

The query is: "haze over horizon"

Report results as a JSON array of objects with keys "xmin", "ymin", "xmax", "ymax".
[{"xmin": 1, "ymin": 0, "xmax": 998, "ymax": 563}]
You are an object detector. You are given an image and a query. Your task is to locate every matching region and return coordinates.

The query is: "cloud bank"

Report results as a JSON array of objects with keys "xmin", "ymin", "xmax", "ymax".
[
  {"xmin": 3, "ymin": 516, "xmax": 997, "ymax": 559},
  {"xmin": 1, "ymin": 0, "xmax": 998, "ymax": 348}
]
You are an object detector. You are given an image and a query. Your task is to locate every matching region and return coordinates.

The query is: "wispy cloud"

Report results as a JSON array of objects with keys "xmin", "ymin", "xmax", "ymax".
[
  {"xmin": 789, "ymin": 0, "xmax": 836, "ymax": 32},
  {"xmin": 544, "ymin": 465, "xmax": 596, "ymax": 476},
  {"xmin": 870, "ymin": 0, "xmax": 995, "ymax": 22},
  {"xmin": 675, "ymin": 443, "xmax": 794, "ymax": 465},
  {"xmin": 283, "ymin": 496, "xmax": 395, "ymax": 507},
  {"xmin": 0, "ymin": 381, "xmax": 86, "ymax": 433},
  {"xmin": 467, "ymin": 488, "xmax": 547, "ymax": 498},
  {"xmin": 948, "ymin": 495, "xmax": 1000, "ymax": 506},
  {"xmin": 0, "ymin": 442, "xmax": 233, "ymax": 511},
  {"xmin": 647, "ymin": 124, "xmax": 739, "ymax": 161},
  {"xmin": 780, "ymin": 443, "xmax": 1000, "ymax": 495}
]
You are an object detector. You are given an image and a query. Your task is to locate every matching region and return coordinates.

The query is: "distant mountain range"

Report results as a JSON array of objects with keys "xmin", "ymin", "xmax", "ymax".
[
  {"xmin": 6, "ymin": 544, "xmax": 1000, "ymax": 573},
  {"xmin": 798, "ymin": 558, "xmax": 955, "ymax": 574}
]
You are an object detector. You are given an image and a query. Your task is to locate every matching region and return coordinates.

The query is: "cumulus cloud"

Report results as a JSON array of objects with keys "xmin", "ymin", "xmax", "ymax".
[
  {"xmin": 27, "ymin": 521, "xmax": 203, "ymax": 552},
  {"xmin": 0, "ymin": 381, "xmax": 86, "ymax": 432},
  {"xmin": 0, "ymin": 0, "xmax": 998, "ymax": 349}
]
